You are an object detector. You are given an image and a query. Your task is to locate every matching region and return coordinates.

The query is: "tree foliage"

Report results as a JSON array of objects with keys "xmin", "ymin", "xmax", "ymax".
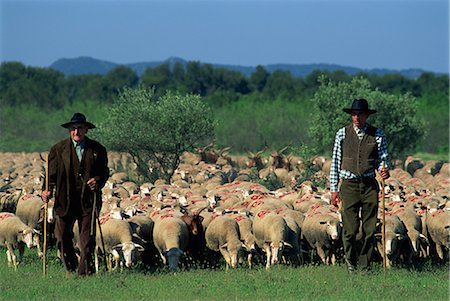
[
  {"xmin": 308, "ymin": 76, "xmax": 426, "ymax": 161},
  {"xmin": 95, "ymin": 87, "xmax": 215, "ymax": 182}
]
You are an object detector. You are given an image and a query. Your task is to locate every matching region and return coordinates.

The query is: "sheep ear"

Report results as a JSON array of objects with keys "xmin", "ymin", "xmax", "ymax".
[
  {"xmin": 33, "ymin": 229, "xmax": 41, "ymax": 235},
  {"xmin": 113, "ymin": 243, "xmax": 123, "ymax": 251},
  {"xmin": 419, "ymin": 233, "xmax": 429, "ymax": 244},
  {"xmin": 395, "ymin": 233, "xmax": 405, "ymax": 240},
  {"xmin": 220, "ymin": 243, "xmax": 228, "ymax": 249},
  {"xmin": 283, "ymin": 241, "xmax": 293, "ymax": 248},
  {"xmin": 133, "ymin": 243, "xmax": 145, "ymax": 251}
]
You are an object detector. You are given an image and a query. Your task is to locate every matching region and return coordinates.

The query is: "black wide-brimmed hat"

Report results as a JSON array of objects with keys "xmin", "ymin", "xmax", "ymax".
[
  {"xmin": 61, "ymin": 113, "xmax": 96, "ymax": 129},
  {"xmin": 343, "ymin": 98, "xmax": 377, "ymax": 115}
]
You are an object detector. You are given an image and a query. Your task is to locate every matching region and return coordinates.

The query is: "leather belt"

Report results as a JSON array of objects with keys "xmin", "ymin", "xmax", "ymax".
[{"xmin": 342, "ymin": 177, "xmax": 374, "ymax": 183}]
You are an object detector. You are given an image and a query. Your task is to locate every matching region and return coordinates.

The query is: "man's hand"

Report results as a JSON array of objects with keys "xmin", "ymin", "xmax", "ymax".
[
  {"xmin": 331, "ymin": 192, "xmax": 341, "ymax": 208},
  {"xmin": 41, "ymin": 190, "xmax": 51, "ymax": 203},
  {"xmin": 87, "ymin": 178, "xmax": 98, "ymax": 191},
  {"xmin": 380, "ymin": 168, "xmax": 390, "ymax": 180}
]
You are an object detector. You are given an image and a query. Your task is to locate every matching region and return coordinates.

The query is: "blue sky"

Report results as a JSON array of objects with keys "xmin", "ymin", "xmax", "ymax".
[{"xmin": 1, "ymin": 0, "xmax": 448, "ymax": 73}]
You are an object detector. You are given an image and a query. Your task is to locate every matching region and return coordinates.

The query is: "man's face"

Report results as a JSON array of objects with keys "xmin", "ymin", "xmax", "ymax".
[
  {"xmin": 69, "ymin": 123, "xmax": 88, "ymax": 142},
  {"xmin": 351, "ymin": 111, "xmax": 370, "ymax": 129}
]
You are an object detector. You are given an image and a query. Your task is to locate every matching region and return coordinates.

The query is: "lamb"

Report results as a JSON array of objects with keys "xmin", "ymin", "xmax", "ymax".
[
  {"xmin": 152, "ymin": 212, "xmax": 190, "ymax": 272},
  {"xmin": 95, "ymin": 218, "xmax": 144, "ymax": 272},
  {"xmin": 205, "ymin": 215, "xmax": 245, "ymax": 270},
  {"xmin": 301, "ymin": 210, "xmax": 341, "ymax": 265},
  {"xmin": 15, "ymin": 194, "xmax": 55, "ymax": 257},
  {"xmin": 0, "ymin": 212, "xmax": 38, "ymax": 270},
  {"xmin": 252, "ymin": 210, "xmax": 292, "ymax": 269}
]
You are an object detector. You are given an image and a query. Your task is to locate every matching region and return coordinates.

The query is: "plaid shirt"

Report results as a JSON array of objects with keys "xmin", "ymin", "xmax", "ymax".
[{"xmin": 329, "ymin": 124, "xmax": 390, "ymax": 192}]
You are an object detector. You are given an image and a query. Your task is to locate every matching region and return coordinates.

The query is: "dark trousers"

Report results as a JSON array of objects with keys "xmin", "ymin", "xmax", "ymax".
[
  {"xmin": 340, "ymin": 178, "xmax": 379, "ymax": 269},
  {"xmin": 55, "ymin": 208, "xmax": 96, "ymax": 276}
]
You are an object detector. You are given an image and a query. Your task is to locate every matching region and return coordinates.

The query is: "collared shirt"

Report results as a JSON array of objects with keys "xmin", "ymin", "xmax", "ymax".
[
  {"xmin": 72, "ymin": 139, "xmax": 85, "ymax": 162},
  {"xmin": 329, "ymin": 124, "xmax": 390, "ymax": 192}
]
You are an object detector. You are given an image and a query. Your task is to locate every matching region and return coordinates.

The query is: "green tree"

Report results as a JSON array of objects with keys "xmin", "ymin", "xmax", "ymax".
[
  {"xmin": 95, "ymin": 87, "xmax": 215, "ymax": 182},
  {"xmin": 308, "ymin": 76, "xmax": 425, "ymax": 162},
  {"xmin": 140, "ymin": 63, "xmax": 173, "ymax": 96},
  {"xmin": 103, "ymin": 66, "xmax": 139, "ymax": 100},
  {"xmin": 250, "ymin": 65, "xmax": 270, "ymax": 92}
]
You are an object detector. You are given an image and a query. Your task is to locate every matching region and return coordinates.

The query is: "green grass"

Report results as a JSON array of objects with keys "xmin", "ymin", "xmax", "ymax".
[{"xmin": 0, "ymin": 249, "xmax": 448, "ymax": 301}]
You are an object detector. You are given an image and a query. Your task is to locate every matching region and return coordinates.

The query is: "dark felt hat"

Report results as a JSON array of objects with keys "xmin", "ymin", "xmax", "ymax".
[
  {"xmin": 343, "ymin": 99, "xmax": 377, "ymax": 115},
  {"xmin": 61, "ymin": 113, "xmax": 96, "ymax": 129}
]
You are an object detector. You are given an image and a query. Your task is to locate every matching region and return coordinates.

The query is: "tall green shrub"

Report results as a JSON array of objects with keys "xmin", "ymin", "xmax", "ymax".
[
  {"xmin": 308, "ymin": 76, "xmax": 425, "ymax": 162},
  {"xmin": 95, "ymin": 87, "xmax": 214, "ymax": 182}
]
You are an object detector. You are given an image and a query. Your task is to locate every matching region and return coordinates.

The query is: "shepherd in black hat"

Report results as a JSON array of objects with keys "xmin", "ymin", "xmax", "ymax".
[
  {"xmin": 42, "ymin": 113, "xmax": 109, "ymax": 277},
  {"xmin": 329, "ymin": 99, "xmax": 390, "ymax": 274}
]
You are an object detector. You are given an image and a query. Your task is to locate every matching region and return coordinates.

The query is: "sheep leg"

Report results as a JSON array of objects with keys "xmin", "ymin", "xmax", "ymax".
[
  {"xmin": 436, "ymin": 244, "xmax": 444, "ymax": 260},
  {"xmin": 35, "ymin": 235, "xmax": 43, "ymax": 257},
  {"xmin": 6, "ymin": 249, "xmax": 13, "ymax": 268},
  {"xmin": 159, "ymin": 252, "xmax": 167, "ymax": 265},
  {"xmin": 264, "ymin": 245, "xmax": 272, "ymax": 269},
  {"xmin": 219, "ymin": 249, "xmax": 231, "ymax": 271},
  {"xmin": 316, "ymin": 246, "xmax": 327, "ymax": 265},
  {"xmin": 247, "ymin": 253, "xmax": 253, "ymax": 269},
  {"xmin": 17, "ymin": 241, "xmax": 25, "ymax": 263},
  {"xmin": 6, "ymin": 245, "xmax": 17, "ymax": 271}
]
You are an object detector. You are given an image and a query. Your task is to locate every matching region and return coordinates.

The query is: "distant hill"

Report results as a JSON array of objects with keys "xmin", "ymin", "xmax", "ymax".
[{"xmin": 49, "ymin": 56, "xmax": 431, "ymax": 79}]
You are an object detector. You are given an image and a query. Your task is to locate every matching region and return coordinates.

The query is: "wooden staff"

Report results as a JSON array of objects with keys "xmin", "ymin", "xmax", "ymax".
[
  {"xmin": 43, "ymin": 155, "xmax": 49, "ymax": 277},
  {"xmin": 381, "ymin": 162, "xmax": 387, "ymax": 272}
]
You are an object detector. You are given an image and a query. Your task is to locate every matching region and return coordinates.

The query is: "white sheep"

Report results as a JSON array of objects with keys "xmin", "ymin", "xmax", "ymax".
[
  {"xmin": 426, "ymin": 209, "xmax": 450, "ymax": 260},
  {"xmin": 205, "ymin": 215, "xmax": 245, "ymax": 270},
  {"xmin": 95, "ymin": 218, "xmax": 144, "ymax": 272},
  {"xmin": 275, "ymin": 208, "xmax": 305, "ymax": 266},
  {"xmin": 391, "ymin": 206, "xmax": 428, "ymax": 259},
  {"xmin": 229, "ymin": 212, "xmax": 257, "ymax": 268},
  {"xmin": 376, "ymin": 214, "xmax": 409, "ymax": 269},
  {"xmin": 0, "ymin": 212, "xmax": 38, "ymax": 270},
  {"xmin": 152, "ymin": 212, "xmax": 189, "ymax": 272},
  {"xmin": 301, "ymin": 210, "xmax": 341, "ymax": 265},
  {"xmin": 252, "ymin": 210, "xmax": 292, "ymax": 269},
  {"xmin": 15, "ymin": 194, "xmax": 55, "ymax": 257}
]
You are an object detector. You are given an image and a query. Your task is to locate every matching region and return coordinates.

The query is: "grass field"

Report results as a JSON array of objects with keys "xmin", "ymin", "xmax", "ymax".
[{"xmin": 0, "ymin": 248, "xmax": 448, "ymax": 301}]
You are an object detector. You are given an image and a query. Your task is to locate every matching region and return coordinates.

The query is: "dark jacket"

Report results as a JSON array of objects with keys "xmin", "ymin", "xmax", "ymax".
[{"xmin": 46, "ymin": 137, "xmax": 109, "ymax": 216}]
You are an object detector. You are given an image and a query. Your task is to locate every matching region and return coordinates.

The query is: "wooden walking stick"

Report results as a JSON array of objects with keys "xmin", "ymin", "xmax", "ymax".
[
  {"xmin": 381, "ymin": 162, "xmax": 387, "ymax": 272},
  {"xmin": 43, "ymin": 155, "xmax": 49, "ymax": 277}
]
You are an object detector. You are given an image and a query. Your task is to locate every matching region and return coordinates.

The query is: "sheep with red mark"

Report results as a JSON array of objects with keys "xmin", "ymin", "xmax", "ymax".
[
  {"xmin": 252, "ymin": 210, "xmax": 292, "ymax": 269},
  {"xmin": 0, "ymin": 212, "xmax": 38, "ymax": 270},
  {"xmin": 205, "ymin": 215, "xmax": 245, "ymax": 270},
  {"xmin": 152, "ymin": 212, "xmax": 190, "ymax": 272},
  {"xmin": 246, "ymin": 194, "xmax": 291, "ymax": 216},
  {"xmin": 425, "ymin": 209, "xmax": 450, "ymax": 260},
  {"xmin": 230, "ymin": 212, "xmax": 257, "ymax": 268},
  {"xmin": 95, "ymin": 218, "xmax": 144, "ymax": 272},
  {"xmin": 301, "ymin": 209, "xmax": 341, "ymax": 265},
  {"xmin": 391, "ymin": 205, "xmax": 428, "ymax": 259},
  {"xmin": 15, "ymin": 194, "xmax": 55, "ymax": 257},
  {"xmin": 376, "ymin": 214, "xmax": 409, "ymax": 269}
]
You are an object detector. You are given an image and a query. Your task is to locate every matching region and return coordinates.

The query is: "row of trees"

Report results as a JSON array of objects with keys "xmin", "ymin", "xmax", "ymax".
[
  {"xmin": 0, "ymin": 61, "xmax": 448, "ymax": 158},
  {"xmin": 1, "ymin": 61, "xmax": 448, "ymax": 108}
]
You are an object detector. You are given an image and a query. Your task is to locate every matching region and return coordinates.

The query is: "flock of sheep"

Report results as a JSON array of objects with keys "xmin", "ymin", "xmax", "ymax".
[{"xmin": 0, "ymin": 148, "xmax": 449, "ymax": 273}]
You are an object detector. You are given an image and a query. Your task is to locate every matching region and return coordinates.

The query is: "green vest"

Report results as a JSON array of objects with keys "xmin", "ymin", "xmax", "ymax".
[{"xmin": 341, "ymin": 124, "xmax": 378, "ymax": 176}]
